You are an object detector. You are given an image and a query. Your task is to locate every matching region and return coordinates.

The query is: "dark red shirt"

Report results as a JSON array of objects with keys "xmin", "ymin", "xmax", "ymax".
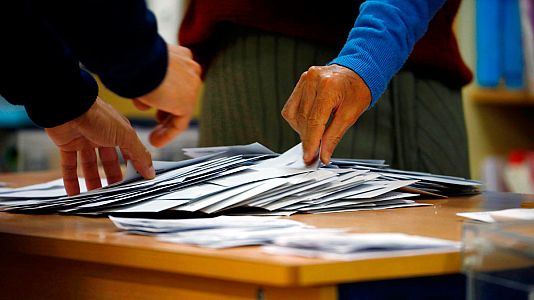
[{"xmin": 179, "ymin": 0, "xmax": 472, "ymax": 87}]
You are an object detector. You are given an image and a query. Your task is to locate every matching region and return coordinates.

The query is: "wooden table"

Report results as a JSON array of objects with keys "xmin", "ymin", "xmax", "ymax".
[{"xmin": 0, "ymin": 171, "xmax": 532, "ymax": 300}]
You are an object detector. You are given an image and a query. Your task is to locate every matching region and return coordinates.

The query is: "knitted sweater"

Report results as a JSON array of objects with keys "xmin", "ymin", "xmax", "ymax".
[{"xmin": 179, "ymin": 0, "xmax": 472, "ymax": 105}]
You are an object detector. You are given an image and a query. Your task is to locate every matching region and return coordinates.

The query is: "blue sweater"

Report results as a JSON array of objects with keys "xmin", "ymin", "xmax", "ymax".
[
  {"xmin": 0, "ymin": 0, "xmax": 167, "ymax": 128},
  {"xmin": 330, "ymin": 0, "xmax": 446, "ymax": 107}
]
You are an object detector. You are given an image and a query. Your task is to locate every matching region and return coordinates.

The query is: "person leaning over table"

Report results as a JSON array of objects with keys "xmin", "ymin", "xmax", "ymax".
[
  {"xmin": 0, "ymin": 0, "xmax": 201, "ymax": 196},
  {"xmin": 179, "ymin": 0, "xmax": 472, "ymax": 177}
]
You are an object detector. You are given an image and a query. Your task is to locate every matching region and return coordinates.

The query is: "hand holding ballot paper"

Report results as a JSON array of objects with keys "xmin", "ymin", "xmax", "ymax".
[{"xmin": 282, "ymin": 65, "xmax": 371, "ymax": 165}]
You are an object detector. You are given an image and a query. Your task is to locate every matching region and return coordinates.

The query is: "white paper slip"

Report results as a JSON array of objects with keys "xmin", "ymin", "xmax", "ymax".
[
  {"xmin": 183, "ymin": 142, "xmax": 274, "ymax": 158},
  {"xmin": 256, "ymin": 143, "xmax": 318, "ymax": 169},
  {"xmin": 0, "ymin": 178, "xmax": 107, "ymax": 198},
  {"xmin": 269, "ymin": 232, "xmax": 460, "ymax": 253},
  {"xmin": 201, "ymin": 178, "xmax": 289, "ymax": 214},
  {"xmin": 176, "ymin": 181, "xmax": 266, "ymax": 212},
  {"xmin": 246, "ymin": 171, "xmax": 339, "ymax": 207},
  {"xmin": 111, "ymin": 199, "xmax": 190, "ymax": 213},
  {"xmin": 210, "ymin": 168, "xmax": 310, "ymax": 187},
  {"xmin": 159, "ymin": 227, "xmax": 344, "ymax": 249},
  {"xmin": 262, "ymin": 244, "xmax": 459, "ymax": 261},
  {"xmin": 0, "ymin": 178, "xmax": 65, "ymax": 194},
  {"xmin": 344, "ymin": 180, "xmax": 418, "ymax": 199},
  {"xmin": 227, "ymin": 210, "xmax": 297, "ymax": 217},
  {"xmin": 378, "ymin": 172, "xmax": 481, "ymax": 187},
  {"xmin": 312, "ymin": 202, "xmax": 431, "ymax": 214},
  {"xmin": 457, "ymin": 208, "xmax": 534, "ymax": 223},
  {"xmin": 301, "ymin": 173, "xmax": 381, "ymax": 201},
  {"xmin": 490, "ymin": 208, "xmax": 534, "ymax": 222},
  {"xmin": 110, "ymin": 215, "xmax": 309, "ymax": 234},
  {"xmin": 155, "ymin": 184, "xmax": 227, "ymax": 200}
]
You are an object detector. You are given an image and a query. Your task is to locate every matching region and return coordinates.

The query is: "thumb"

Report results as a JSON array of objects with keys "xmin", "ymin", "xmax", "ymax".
[{"xmin": 149, "ymin": 114, "xmax": 190, "ymax": 148}]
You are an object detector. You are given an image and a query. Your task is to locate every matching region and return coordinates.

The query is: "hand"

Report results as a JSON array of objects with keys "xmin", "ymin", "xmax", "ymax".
[
  {"xmin": 45, "ymin": 98, "xmax": 155, "ymax": 196},
  {"xmin": 134, "ymin": 44, "xmax": 202, "ymax": 148},
  {"xmin": 282, "ymin": 64, "xmax": 371, "ymax": 165}
]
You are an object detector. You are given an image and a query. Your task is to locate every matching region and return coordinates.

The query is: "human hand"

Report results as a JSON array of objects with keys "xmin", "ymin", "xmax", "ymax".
[
  {"xmin": 134, "ymin": 44, "xmax": 202, "ymax": 148},
  {"xmin": 282, "ymin": 64, "xmax": 371, "ymax": 165},
  {"xmin": 45, "ymin": 98, "xmax": 155, "ymax": 196}
]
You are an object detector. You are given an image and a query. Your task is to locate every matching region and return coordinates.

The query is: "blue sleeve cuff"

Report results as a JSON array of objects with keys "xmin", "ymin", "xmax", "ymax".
[
  {"xmin": 328, "ymin": 57, "xmax": 386, "ymax": 108},
  {"xmin": 328, "ymin": 0, "xmax": 446, "ymax": 109}
]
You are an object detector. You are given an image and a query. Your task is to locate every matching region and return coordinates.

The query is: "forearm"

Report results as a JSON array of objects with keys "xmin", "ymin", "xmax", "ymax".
[
  {"xmin": 0, "ymin": 2, "xmax": 97, "ymax": 128},
  {"xmin": 330, "ymin": 0, "xmax": 446, "ymax": 106},
  {"xmin": 35, "ymin": 0, "xmax": 168, "ymax": 99}
]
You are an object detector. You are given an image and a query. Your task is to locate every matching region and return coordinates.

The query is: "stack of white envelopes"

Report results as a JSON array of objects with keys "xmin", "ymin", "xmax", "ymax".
[{"xmin": 0, "ymin": 143, "xmax": 481, "ymax": 216}]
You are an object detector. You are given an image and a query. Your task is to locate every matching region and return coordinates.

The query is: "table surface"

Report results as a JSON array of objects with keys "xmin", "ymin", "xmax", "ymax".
[{"xmin": 1, "ymin": 170, "xmax": 533, "ymax": 287}]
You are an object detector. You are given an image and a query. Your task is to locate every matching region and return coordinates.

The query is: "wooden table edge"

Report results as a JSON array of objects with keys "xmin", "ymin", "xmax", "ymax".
[{"xmin": 0, "ymin": 230, "xmax": 462, "ymax": 287}]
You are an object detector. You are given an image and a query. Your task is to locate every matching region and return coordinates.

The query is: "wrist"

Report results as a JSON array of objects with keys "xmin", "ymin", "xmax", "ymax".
[{"xmin": 328, "ymin": 64, "xmax": 372, "ymax": 107}]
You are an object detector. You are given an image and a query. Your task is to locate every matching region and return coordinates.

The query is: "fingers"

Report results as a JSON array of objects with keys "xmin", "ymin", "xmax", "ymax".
[
  {"xmin": 320, "ymin": 108, "xmax": 358, "ymax": 165},
  {"xmin": 149, "ymin": 113, "xmax": 190, "ymax": 148},
  {"xmin": 60, "ymin": 150, "xmax": 80, "ymax": 196},
  {"xmin": 282, "ymin": 67, "xmax": 336, "ymax": 165},
  {"xmin": 119, "ymin": 148, "xmax": 131, "ymax": 170},
  {"xmin": 80, "ymin": 147, "xmax": 102, "ymax": 191},
  {"xmin": 156, "ymin": 110, "xmax": 169, "ymax": 124},
  {"xmin": 168, "ymin": 44, "xmax": 202, "ymax": 75},
  {"xmin": 282, "ymin": 73, "xmax": 306, "ymax": 133},
  {"xmin": 74, "ymin": 98, "xmax": 154, "ymax": 180},
  {"xmin": 282, "ymin": 65, "xmax": 373, "ymax": 165},
  {"xmin": 169, "ymin": 44, "xmax": 193, "ymax": 58},
  {"xmin": 300, "ymin": 78, "xmax": 335, "ymax": 164},
  {"xmin": 117, "ymin": 128, "xmax": 155, "ymax": 180},
  {"xmin": 98, "ymin": 147, "xmax": 123, "ymax": 184},
  {"xmin": 132, "ymin": 99, "xmax": 151, "ymax": 111}
]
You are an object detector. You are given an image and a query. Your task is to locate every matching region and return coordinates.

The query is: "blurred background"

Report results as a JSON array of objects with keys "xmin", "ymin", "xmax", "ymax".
[{"xmin": 0, "ymin": 0, "xmax": 532, "ymax": 193}]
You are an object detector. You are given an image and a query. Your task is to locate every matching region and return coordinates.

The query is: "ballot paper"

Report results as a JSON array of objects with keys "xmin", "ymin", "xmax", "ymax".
[
  {"xmin": 0, "ymin": 142, "xmax": 480, "ymax": 216},
  {"xmin": 0, "ymin": 178, "xmax": 107, "ymax": 199},
  {"xmin": 110, "ymin": 215, "xmax": 459, "ymax": 256},
  {"xmin": 262, "ymin": 233, "xmax": 460, "ymax": 260},
  {"xmin": 183, "ymin": 142, "xmax": 274, "ymax": 158},
  {"xmin": 112, "ymin": 215, "xmax": 327, "ymax": 248},
  {"xmin": 457, "ymin": 208, "xmax": 534, "ymax": 223}
]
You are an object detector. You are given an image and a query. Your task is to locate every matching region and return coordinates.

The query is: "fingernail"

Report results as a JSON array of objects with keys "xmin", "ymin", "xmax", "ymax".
[
  {"xmin": 146, "ymin": 166, "xmax": 156, "ymax": 179},
  {"xmin": 321, "ymin": 153, "xmax": 331, "ymax": 165}
]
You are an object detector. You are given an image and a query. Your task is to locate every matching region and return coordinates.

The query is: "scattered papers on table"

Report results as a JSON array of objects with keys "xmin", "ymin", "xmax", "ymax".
[
  {"xmin": 111, "ymin": 215, "xmax": 339, "ymax": 248},
  {"xmin": 0, "ymin": 143, "xmax": 480, "ymax": 217},
  {"xmin": 457, "ymin": 208, "xmax": 534, "ymax": 223},
  {"xmin": 263, "ymin": 233, "xmax": 460, "ymax": 260},
  {"xmin": 111, "ymin": 215, "xmax": 459, "ymax": 259}
]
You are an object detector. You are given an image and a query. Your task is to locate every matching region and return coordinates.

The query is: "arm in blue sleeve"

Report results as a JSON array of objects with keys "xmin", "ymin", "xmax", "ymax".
[
  {"xmin": 329, "ymin": 0, "xmax": 446, "ymax": 107},
  {"xmin": 36, "ymin": 0, "xmax": 168, "ymax": 99}
]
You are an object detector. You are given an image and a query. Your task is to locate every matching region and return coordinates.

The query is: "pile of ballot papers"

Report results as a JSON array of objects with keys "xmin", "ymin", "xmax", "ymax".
[
  {"xmin": 0, "ymin": 143, "xmax": 481, "ymax": 216},
  {"xmin": 110, "ymin": 215, "xmax": 460, "ymax": 258}
]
